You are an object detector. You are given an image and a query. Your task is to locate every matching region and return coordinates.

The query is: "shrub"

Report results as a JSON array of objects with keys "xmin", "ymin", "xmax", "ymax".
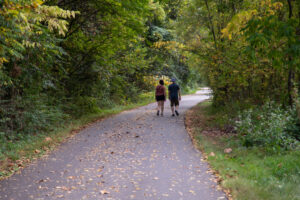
[
  {"xmin": 234, "ymin": 102, "xmax": 299, "ymax": 150},
  {"xmin": 67, "ymin": 96, "xmax": 101, "ymax": 117},
  {"xmin": 0, "ymin": 96, "xmax": 69, "ymax": 137}
]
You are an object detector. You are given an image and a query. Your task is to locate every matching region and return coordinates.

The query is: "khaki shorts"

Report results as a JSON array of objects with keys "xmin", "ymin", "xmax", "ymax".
[{"xmin": 170, "ymin": 98, "xmax": 179, "ymax": 106}]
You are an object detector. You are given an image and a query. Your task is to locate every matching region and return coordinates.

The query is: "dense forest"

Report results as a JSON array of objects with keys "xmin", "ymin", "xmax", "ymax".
[
  {"xmin": 0, "ymin": 0, "xmax": 200, "ymax": 138},
  {"xmin": 0, "ymin": 0, "xmax": 299, "ymax": 153},
  {"xmin": 178, "ymin": 0, "xmax": 300, "ymax": 108},
  {"xmin": 176, "ymin": 0, "xmax": 300, "ymax": 149}
]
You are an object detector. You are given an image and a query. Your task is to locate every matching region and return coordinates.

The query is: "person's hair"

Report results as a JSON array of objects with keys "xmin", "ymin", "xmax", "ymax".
[{"xmin": 159, "ymin": 79, "xmax": 164, "ymax": 85}]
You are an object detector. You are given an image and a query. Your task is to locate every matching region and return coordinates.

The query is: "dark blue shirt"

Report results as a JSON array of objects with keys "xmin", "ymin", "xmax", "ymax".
[{"xmin": 168, "ymin": 83, "xmax": 180, "ymax": 99}]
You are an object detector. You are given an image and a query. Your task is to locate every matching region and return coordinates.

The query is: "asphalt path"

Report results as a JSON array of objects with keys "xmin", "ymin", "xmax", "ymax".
[{"xmin": 0, "ymin": 89, "xmax": 226, "ymax": 200}]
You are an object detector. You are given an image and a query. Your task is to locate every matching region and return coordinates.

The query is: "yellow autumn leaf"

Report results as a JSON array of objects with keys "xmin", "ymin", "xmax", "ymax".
[
  {"xmin": 272, "ymin": 2, "xmax": 283, "ymax": 10},
  {"xmin": 34, "ymin": 0, "xmax": 44, "ymax": 6}
]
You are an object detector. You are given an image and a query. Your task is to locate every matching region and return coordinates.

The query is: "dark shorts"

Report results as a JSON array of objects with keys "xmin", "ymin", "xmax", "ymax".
[
  {"xmin": 156, "ymin": 95, "xmax": 165, "ymax": 101},
  {"xmin": 170, "ymin": 98, "xmax": 179, "ymax": 106}
]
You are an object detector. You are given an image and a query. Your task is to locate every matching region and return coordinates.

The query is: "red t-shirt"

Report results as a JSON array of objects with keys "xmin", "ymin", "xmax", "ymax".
[{"xmin": 155, "ymin": 85, "xmax": 165, "ymax": 96}]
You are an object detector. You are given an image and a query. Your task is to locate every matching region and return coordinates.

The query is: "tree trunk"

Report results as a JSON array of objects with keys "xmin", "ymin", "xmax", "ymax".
[
  {"xmin": 287, "ymin": 0, "xmax": 293, "ymax": 18},
  {"xmin": 287, "ymin": 0, "xmax": 295, "ymax": 106},
  {"xmin": 204, "ymin": 0, "xmax": 217, "ymax": 49}
]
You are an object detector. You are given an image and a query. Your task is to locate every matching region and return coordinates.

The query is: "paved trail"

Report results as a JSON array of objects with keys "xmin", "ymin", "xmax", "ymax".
[{"xmin": 0, "ymin": 90, "xmax": 226, "ymax": 200}]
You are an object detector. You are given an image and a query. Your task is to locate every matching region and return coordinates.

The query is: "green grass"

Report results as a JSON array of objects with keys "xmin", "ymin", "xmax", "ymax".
[
  {"xmin": 188, "ymin": 101, "xmax": 300, "ymax": 200},
  {"xmin": 182, "ymin": 87, "xmax": 198, "ymax": 95},
  {"xmin": 0, "ymin": 92, "xmax": 155, "ymax": 179}
]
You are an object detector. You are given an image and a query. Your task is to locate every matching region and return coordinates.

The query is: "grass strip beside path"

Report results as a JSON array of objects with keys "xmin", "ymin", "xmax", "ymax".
[
  {"xmin": 185, "ymin": 100, "xmax": 300, "ymax": 200},
  {"xmin": 0, "ymin": 92, "xmax": 155, "ymax": 180}
]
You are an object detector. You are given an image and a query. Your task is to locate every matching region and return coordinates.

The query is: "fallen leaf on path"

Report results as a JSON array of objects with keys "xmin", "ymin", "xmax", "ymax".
[
  {"xmin": 38, "ymin": 179, "xmax": 45, "ymax": 183},
  {"xmin": 100, "ymin": 190, "xmax": 109, "ymax": 195},
  {"xmin": 16, "ymin": 160, "xmax": 24, "ymax": 167},
  {"xmin": 97, "ymin": 168, "xmax": 103, "ymax": 172},
  {"xmin": 56, "ymin": 186, "xmax": 69, "ymax": 191},
  {"xmin": 189, "ymin": 190, "xmax": 196, "ymax": 195}
]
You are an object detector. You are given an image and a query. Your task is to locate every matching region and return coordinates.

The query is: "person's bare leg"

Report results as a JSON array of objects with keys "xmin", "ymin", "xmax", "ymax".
[
  {"xmin": 171, "ymin": 105, "xmax": 175, "ymax": 115},
  {"xmin": 175, "ymin": 105, "xmax": 179, "ymax": 116},
  {"xmin": 161, "ymin": 101, "xmax": 164, "ymax": 116},
  {"xmin": 157, "ymin": 102, "xmax": 160, "ymax": 115}
]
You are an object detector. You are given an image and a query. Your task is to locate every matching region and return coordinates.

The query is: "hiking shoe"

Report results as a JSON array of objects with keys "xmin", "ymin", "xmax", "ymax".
[
  {"xmin": 172, "ymin": 114, "xmax": 175, "ymax": 117},
  {"xmin": 175, "ymin": 110, "xmax": 179, "ymax": 116},
  {"xmin": 157, "ymin": 111, "xmax": 159, "ymax": 116},
  {"xmin": 161, "ymin": 113, "xmax": 163, "ymax": 116}
]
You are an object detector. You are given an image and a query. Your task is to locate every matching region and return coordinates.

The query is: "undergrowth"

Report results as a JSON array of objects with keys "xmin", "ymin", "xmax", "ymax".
[
  {"xmin": 234, "ymin": 102, "xmax": 299, "ymax": 151},
  {"xmin": 187, "ymin": 101, "xmax": 300, "ymax": 200}
]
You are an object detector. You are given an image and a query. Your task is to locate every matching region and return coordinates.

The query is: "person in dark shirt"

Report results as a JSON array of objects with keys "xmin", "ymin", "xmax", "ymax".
[
  {"xmin": 168, "ymin": 78, "xmax": 181, "ymax": 116},
  {"xmin": 155, "ymin": 79, "xmax": 166, "ymax": 116}
]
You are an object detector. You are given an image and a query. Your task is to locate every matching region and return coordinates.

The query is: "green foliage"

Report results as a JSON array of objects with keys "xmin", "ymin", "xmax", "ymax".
[
  {"xmin": 0, "ymin": 96, "xmax": 68, "ymax": 136},
  {"xmin": 244, "ymin": 15, "xmax": 300, "ymax": 69},
  {"xmin": 234, "ymin": 103, "xmax": 299, "ymax": 150},
  {"xmin": 176, "ymin": 0, "xmax": 300, "ymax": 106},
  {"xmin": 190, "ymin": 102, "xmax": 300, "ymax": 200},
  {"xmin": 0, "ymin": 0, "xmax": 200, "ymax": 142},
  {"xmin": 0, "ymin": 0, "xmax": 77, "ymax": 65},
  {"xmin": 147, "ymin": 25, "xmax": 173, "ymax": 42}
]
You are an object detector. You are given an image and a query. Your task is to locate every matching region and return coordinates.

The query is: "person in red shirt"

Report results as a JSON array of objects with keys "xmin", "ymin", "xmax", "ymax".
[{"xmin": 155, "ymin": 80, "xmax": 166, "ymax": 116}]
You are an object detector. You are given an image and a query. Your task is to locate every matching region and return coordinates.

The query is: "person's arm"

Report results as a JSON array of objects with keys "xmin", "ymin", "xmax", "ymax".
[
  {"xmin": 178, "ymin": 88, "xmax": 181, "ymax": 101},
  {"xmin": 155, "ymin": 86, "xmax": 157, "ymax": 98}
]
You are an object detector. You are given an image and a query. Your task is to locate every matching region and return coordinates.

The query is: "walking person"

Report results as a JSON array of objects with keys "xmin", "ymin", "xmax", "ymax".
[
  {"xmin": 155, "ymin": 79, "xmax": 166, "ymax": 116},
  {"xmin": 168, "ymin": 78, "xmax": 181, "ymax": 116}
]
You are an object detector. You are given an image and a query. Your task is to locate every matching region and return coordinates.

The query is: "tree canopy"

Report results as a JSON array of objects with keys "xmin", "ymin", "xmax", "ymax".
[{"xmin": 0, "ymin": 0, "xmax": 299, "ymax": 137}]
